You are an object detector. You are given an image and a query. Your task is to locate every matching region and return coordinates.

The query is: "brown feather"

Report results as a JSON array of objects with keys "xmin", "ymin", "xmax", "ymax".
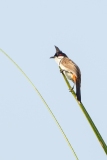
[{"xmin": 60, "ymin": 57, "xmax": 81, "ymax": 84}]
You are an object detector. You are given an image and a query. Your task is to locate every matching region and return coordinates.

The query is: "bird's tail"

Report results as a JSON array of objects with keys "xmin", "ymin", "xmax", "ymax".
[{"xmin": 76, "ymin": 81, "xmax": 81, "ymax": 102}]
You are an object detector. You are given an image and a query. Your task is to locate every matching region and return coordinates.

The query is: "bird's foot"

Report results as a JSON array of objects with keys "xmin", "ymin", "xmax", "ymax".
[
  {"xmin": 69, "ymin": 86, "xmax": 74, "ymax": 92},
  {"xmin": 60, "ymin": 69, "xmax": 64, "ymax": 74}
]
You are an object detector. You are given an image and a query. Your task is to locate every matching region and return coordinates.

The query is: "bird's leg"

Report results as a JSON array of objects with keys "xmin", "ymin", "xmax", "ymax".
[
  {"xmin": 60, "ymin": 69, "xmax": 64, "ymax": 74},
  {"xmin": 71, "ymin": 85, "xmax": 74, "ymax": 90},
  {"xmin": 69, "ymin": 84, "xmax": 75, "ymax": 92}
]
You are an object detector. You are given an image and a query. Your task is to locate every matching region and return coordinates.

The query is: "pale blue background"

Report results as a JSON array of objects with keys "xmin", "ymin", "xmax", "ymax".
[{"xmin": 0, "ymin": 0, "xmax": 107, "ymax": 159}]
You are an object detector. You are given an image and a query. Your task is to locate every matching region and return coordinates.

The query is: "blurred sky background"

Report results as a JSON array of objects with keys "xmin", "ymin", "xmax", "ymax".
[{"xmin": 0, "ymin": 0, "xmax": 107, "ymax": 159}]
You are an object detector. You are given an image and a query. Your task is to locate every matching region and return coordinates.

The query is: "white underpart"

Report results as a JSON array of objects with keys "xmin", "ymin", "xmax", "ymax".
[
  {"xmin": 54, "ymin": 56, "xmax": 63, "ymax": 65},
  {"xmin": 54, "ymin": 56, "xmax": 74, "ymax": 82},
  {"xmin": 54, "ymin": 56, "xmax": 69, "ymax": 71}
]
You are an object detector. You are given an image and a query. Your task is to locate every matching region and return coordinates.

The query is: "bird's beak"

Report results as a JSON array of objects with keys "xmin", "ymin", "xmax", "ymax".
[{"xmin": 50, "ymin": 56, "xmax": 54, "ymax": 59}]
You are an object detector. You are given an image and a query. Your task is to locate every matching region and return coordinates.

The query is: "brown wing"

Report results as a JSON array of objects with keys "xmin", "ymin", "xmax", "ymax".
[{"xmin": 61, "ymin": 57, "xmax": 81, "ymax": 83}]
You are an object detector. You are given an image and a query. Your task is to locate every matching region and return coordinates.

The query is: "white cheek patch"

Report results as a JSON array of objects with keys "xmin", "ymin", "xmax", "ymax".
[{"xmin": 54, "ymin": 56, "xmax": 63, "ymax": 65}]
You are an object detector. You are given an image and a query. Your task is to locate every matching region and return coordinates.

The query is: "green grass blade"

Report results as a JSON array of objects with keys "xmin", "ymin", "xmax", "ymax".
[
  {"xmin": 0, "ymin": 48, "xmax": 78, "ymax": 160},
  {"xmin": 60, "ymin": 67, "xmax": 107, "ymax": 154}
]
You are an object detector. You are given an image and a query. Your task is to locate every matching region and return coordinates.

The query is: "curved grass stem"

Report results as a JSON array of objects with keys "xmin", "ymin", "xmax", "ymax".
[
  {"xmin": 0, "ymin": 48, "xmax": 78, "ymax": 160},
  {"xmin": 60, "ymin": 67, "xmax": 107, "ymax": 155}
]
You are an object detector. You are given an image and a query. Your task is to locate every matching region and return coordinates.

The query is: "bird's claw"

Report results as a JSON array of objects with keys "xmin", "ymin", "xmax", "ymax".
[
  {"xmin": 60, "ymin": 69, "xmax": 64, "ymax": 74},
  {"xmin": 69, "ymin": 86, "xmax": 74, "ymax": 92}
]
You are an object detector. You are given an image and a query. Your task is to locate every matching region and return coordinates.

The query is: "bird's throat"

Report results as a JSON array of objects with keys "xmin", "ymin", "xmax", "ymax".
[{"xmin": 54, "ymin": 56, "xmax": 64, "ymax": 66}]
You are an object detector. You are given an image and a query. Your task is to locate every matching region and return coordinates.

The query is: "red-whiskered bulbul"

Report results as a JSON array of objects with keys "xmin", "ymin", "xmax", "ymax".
[{"xmin": 50, "ymin": 46, "xmax": 81, "ymax": 102}]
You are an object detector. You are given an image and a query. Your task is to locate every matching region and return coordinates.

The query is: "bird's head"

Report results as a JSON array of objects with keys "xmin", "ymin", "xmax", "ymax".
[{"xmin": 50, "ymin": 46, "xmax": 67, "ymax": 62}]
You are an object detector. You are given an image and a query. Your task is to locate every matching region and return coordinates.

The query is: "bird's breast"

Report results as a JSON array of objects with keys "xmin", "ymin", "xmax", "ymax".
[{"xmin": 59, "ymin": 63, "xmax": 69, "ymax": 71}]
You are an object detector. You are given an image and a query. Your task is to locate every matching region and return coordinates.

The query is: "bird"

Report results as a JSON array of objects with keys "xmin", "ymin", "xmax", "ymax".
[{"xmin": 50, "ymin": 46, "xmax": 81, "ymax": 102}]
